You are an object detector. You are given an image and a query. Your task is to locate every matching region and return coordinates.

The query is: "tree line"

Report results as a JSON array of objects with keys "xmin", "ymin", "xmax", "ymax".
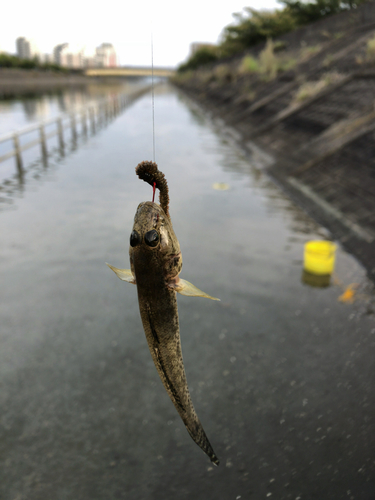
[
  {"xmin": 178, "ymin": 0, "xmax": 369, "ymax": 72},
  {"xmin": 0, "ymin": 53, "xmax": 67, "ymax": 72}
]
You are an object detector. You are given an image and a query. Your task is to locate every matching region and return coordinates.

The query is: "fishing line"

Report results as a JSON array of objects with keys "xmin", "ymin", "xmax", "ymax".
[{"xmin": 151, "ymin": 31, "xmax": 156, "ymax": 163}]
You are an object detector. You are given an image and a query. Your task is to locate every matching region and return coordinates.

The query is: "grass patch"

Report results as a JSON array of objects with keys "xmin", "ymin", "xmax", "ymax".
[
  {"xmin": 171, "ymin": 70, "xmax": 194, "ymax": 84},
  {"xmin": 294, "ymin": 72, "xmax": 342, "ymax": 102},
  {"xmin": 295, "ymin": 80, "xmax": 327, "ymax": 101},
  {"xmin": 259, "ymin": 39, "xmax": 279, "ymax": 80},
  {"xmin": 279, "ymin": 57, "xmax": 297, "ymax": 71},
  {"xmin": 300, "ymin": 44, "xmax": 322, "ymax": 61},
  {"xmin": 198, "ymin": 71, "xmax": 215, "ymax": 85},
  {"xmin": 239, "ymin": 39, "xmax": 296, "ymax": 78},
  {"xmin": 366, "ymin": 35, "xmax": 375, "ymax": 61},
  {"xmin": 239, "ymin": 55, "xmax": 260, "ymax": 74},
  {"xmin": 214, "ymin": 64, "xmax": 234, "ymax": 83},
  {"xmin": 273, "ymin": 40, "xmax": 288, "ymax": 52}
]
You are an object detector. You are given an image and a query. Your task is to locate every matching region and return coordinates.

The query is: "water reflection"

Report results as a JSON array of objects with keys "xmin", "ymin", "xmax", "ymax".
[
  {"xmin": 0, "ymin": 82, "xmax": 152, "ymax": 210},
  {"xmin": 22, "ymin": 99, "xmax": 45, "ymax": 119},
  {"xmin": 178, "ymin": 88, "xmax": 330, "ymax": 246},
  {"xmin": 0, "ymin": 79, "xmax": 150, "ymax": 135},
  {"xmin": 301, "ymin": 270, "xmax": 331, "ymax": 287}
]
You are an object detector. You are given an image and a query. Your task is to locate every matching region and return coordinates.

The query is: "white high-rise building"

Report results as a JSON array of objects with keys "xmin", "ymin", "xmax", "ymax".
[
  {"xmin": 95, "ymin": 43, "xmax": 117, "ymax": 67},
  {"xmin": 16, "ymin": 37, "xmax": 38, "ymax": 59},
  {"xmin": 53, "ymin": 43, "xmax": 68, "ymax": 65},
  {"xmin": 59, "ymin": 44, "xmax": 84, "ymax": 68}
]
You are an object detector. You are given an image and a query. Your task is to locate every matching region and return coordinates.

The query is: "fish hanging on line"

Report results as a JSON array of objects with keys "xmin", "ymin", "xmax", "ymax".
[{"xmin": 106, "ymin": 161, "xmax": 220, "ymax": 466}]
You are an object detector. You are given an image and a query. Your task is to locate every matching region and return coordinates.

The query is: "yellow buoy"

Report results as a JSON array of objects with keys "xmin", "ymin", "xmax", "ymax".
[{"xmin": 303, "ymin": 240, "xmax": 336, "ymax": 276}]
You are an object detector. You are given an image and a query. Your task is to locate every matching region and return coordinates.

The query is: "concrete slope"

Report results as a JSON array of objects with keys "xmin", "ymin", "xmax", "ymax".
[{"xmin": 174, "ymin": 4, "xmax": 375, "ymax": 279}]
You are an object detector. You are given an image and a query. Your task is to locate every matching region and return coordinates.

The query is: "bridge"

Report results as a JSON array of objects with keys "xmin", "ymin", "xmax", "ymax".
[{"xmin": 85, "ymin": 66, "xmax": 175, "ymax": 78}]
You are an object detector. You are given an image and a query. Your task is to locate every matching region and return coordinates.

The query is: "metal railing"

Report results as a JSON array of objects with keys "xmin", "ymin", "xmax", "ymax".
[{"xmin": 0, "ymin": 85, "xmax": 152, "ymax": 176}]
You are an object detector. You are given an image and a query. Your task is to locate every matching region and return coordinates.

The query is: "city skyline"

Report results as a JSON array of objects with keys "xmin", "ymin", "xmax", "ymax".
[
  {"xmin": 2, "ymin": 0, "xmax": 279, "ymax": 67},
  {"xmin": 14, "ymin": 38, "xmax": 118, "ymax": 68}
]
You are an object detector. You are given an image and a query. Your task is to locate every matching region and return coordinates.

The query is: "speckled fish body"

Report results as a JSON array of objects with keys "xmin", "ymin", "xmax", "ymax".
[
  {"xmin": 107, "ymin": 162, "xmax": 219, "ymax": 465},
  {"xmin": 132, "ymin": 201, "xmax": 218, "ymax": 465}
]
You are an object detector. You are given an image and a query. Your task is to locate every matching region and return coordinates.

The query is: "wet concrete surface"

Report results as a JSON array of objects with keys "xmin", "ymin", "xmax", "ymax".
[{"xmin": 0, "ymin": 83, "xmax": 374, "ymax": 499}]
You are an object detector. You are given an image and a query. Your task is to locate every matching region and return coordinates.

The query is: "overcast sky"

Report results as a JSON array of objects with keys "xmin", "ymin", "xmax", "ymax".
[{"xmin": 2, "ymin": 0, "xmax": 280, "ymax": 67}]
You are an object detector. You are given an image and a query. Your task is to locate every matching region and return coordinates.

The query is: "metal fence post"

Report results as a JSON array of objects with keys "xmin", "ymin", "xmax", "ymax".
[
  {"xmin": 89, "ymin": 107, "xmax": 96, "ymax": 134},
  {"xmin": 39, "ymin": 125, "xmax": 48, "ymax": 162},
  {"xmin": 57, "ymin": 118, "xmax": 64, "ymax": 153},
  {"xmin": 71, "ymin": 114, "xmax": 77, "ymax": 143},
  {"xmin": 0, "ymin": 91, "xmax": 133, "ymax": 176},
  {"xmin": 13, "ymin": 133, "xmax": 23, "ymax": 176},
  {"xmin": 81, "ymin": 111, "xmax": 87, "ymax": 137},
  {"xmin": 97, "ymin": 105, "xmax": 102, "ymax": 128}
]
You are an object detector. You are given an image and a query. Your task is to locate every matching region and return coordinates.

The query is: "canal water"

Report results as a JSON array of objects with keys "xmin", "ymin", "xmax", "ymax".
[
  {"xmin": 0, "ymin": 80, "xmax": 146, "ymax": 135},
  {"xmin": 0, "ymin": 81, "xmax": 374, "ymax": 499}
]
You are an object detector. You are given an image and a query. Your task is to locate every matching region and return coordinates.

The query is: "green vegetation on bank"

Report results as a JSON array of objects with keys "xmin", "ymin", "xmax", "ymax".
[
  {"xmin": 177, "ymin": 47, "xmax": 219, "ymax": 72},
  {"xmin": 178, "ymin": 0, "xmax": 370, "ymax": 72},
  {"xmin": 175, "ymin": 29, "xmax": 374, "ymax": 92},
  {"xmin": 282, "ymin": 0, "xmax": 366, "ymax": 24},
  {"xmin": 0, "ymin": 53, "xmax": 66, "ymax": 72}
]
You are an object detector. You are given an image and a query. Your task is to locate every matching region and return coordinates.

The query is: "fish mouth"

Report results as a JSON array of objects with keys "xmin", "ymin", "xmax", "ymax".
[
  {"xmin": 136, "ymin": 201, "xmax": 165, "ymax": 219},
  {"xmin": 137, "ymin": 200, "xmax": 164, "ymax": 213},
  {"xmin": 134, "ymin": 202, "xmax": 167, "ymax": 233},
  {"xmin": 139, "ymin": 200, "xmax": 160, "ymax": 207}
]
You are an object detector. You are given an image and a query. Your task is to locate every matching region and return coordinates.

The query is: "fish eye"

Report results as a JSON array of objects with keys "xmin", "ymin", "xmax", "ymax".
[
  {"xmin": 144, "ymin": 229, "xmax": 159, "ymax": 247},
  {"xmin": 130, "ymin": 230, "xmax": 141, "ymax": 247}
]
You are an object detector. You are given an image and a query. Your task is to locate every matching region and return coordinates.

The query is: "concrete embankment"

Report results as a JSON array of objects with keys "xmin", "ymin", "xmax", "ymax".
[{"xmin": 173, "ymin": 2, "xmax": 375, "ymax": 281}]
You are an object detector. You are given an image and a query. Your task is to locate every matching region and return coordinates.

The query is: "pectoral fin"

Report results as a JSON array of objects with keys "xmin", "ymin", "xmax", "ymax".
[
  {"xmin": 173, "ymin": 278, "xmax": 220, "ymax": 301},
  {"xmin": 106, "ymin": 263, "xmax": 136, "ymax": 284}
]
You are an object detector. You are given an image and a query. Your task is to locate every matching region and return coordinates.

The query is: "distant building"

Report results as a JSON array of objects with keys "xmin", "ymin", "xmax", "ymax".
[
  {"xmin": 83, "ymin": 56, "xmax": 96, "ymax": 68},
  {"xmin": 59, "ymin": 44, "xmax": 84, "ymax": 68},
  {"xmin": 52, "ymin": 41, "xmax": 117, "ymax": 68},
  {"xmin": 53, "ymin": 43, "xmax": 68, "ymax": 65},
  {"xmin": 16, "ymin": 37, "xmax": 38, "ymax": 59},
  {"xmin": 95, "ymin": 43, "xmax": 117, "ymax": 67},
  {"xmin": 189, "ymin": 42, "xmax": 216, "ymax": 57},
  {"xmin": 40, "ymin": 53, "xmax": 53, "ymax": 64}
]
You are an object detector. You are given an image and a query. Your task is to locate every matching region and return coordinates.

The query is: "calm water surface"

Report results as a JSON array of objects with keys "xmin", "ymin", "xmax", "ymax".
[
  {"xmin": 0, "ymin": 79, "xmax": 147, "ymax": 135},
  {"xmin": 0, "ymin": 82, "xmax": 374, "ymax": 499}
]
